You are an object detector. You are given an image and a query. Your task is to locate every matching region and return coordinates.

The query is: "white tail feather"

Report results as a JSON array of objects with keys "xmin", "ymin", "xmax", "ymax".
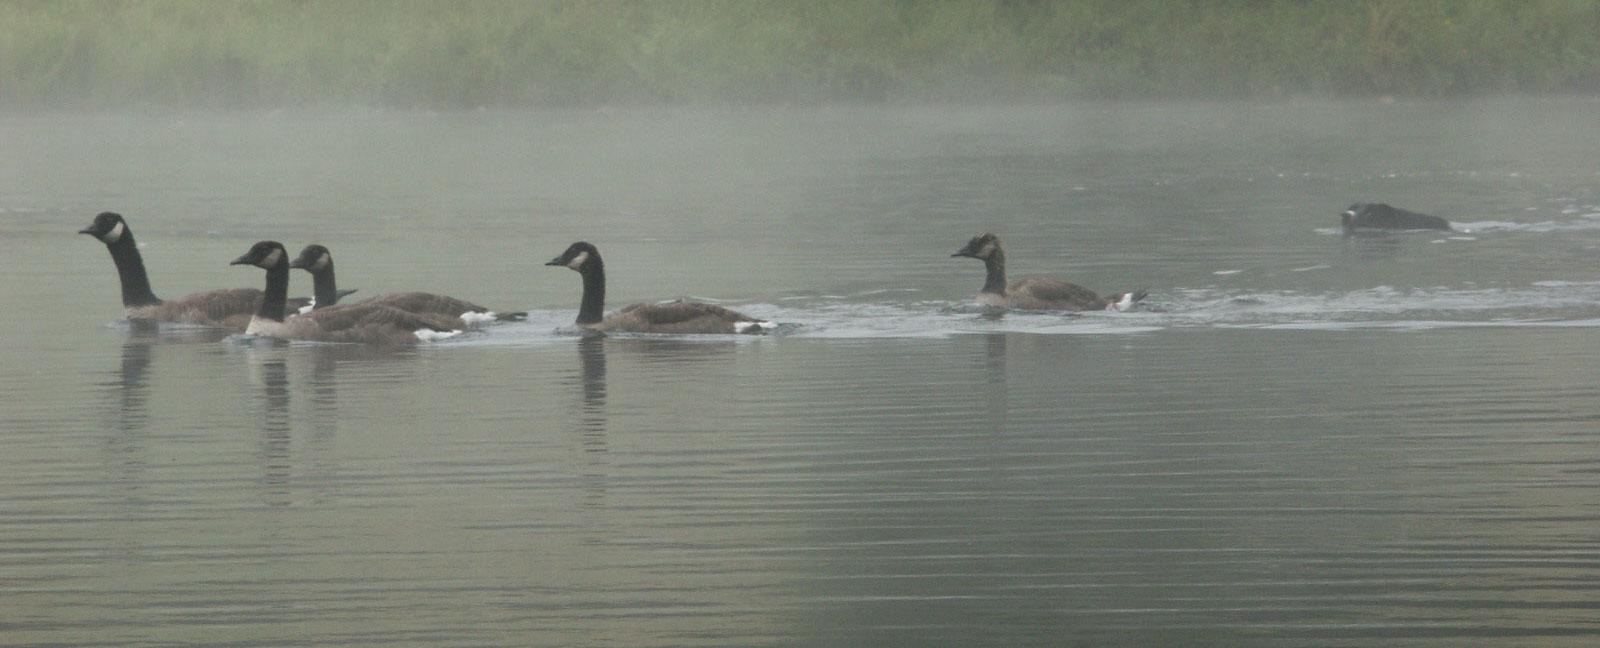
[
  {"xmin": 734, "ymin": 320, "xmax": 776, "ymax": 333},
  {"xmin": 458, "ymin": 311, "xmax": 497, "ymax": 325},
  {"xmin": 414, "ymin": 329, "xmax": 463, "ymax": 342}
]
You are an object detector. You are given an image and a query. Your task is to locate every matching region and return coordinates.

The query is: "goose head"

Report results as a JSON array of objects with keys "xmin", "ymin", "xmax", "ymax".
[
  {"xmin": 1341, "ymin": 203, "xmax": 1364, "ymax": 229},
  {"xmin": 546, "ymin": 241, "xmax": 600, "ymax": 272},
  {"xmin": 951, "ymin": 233, "xmax": 1002, "ymax": 261},
  {"xmin": 289, "ymin": 244, "xmax": 333, "ymax": 272},
  {"xmin": 231, "ymin": 241, "xmax": 289, "ymax": 269},
  {"xmin": 78, "ymin": 211, "xmax": 129, "ymax": 244}
]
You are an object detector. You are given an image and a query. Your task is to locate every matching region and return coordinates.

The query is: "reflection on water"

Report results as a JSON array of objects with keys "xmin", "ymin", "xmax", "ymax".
[
  {"xmin": 574, "ymin": 333, "xmax": 608, "ymax": 428},
  {"xmin": 602, "ymin": 334, "xmax": 745, "ymax": 364},
  {"xmin": 1340, "ymin": 230, "xmax": 1410, "ymax": 261},
  {"xmin": 572, "ymin": 335, "xmax": 610, "ymax": 514},
  {"xmin": 982, "ymin": 332, "xmax": 1008, "ymax": 433},
  {"xmin": 100, "ymin": 337, "xmax": 155, "ymax": 529},
  {"xmin": 245, "ymin": 346, "xmax": 293, "ymax": 507},
  {"xmin": 106, "ymin": 336, "xmax": 154, "ymax": 434}
]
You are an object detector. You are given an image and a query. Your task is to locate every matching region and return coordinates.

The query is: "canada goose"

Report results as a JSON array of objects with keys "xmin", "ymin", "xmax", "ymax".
[
  {"xmin": 79, "ymin": 211, "xmax": 329, "ymax": 328},
  {"xmin": 544, "ymin": 241, "xmax": 774, "ymax": 334},
  {"xmin": 287, "ymin": 244, "xmax": 525, "ymax": 323},
  {"xmin": 951, "ymin": 233, "xmax": 1145, "ymax": 311},
  {"xmin": 78, "ymin": 211, "xmax": 261, "ymax": 328},
  {"xmin": 1341, "ymin": 202, "xmax": 1452, "ymax": 232},
  {"xmin": 231, "ymin": 241, "xmax": 463, "ymax": 345}
]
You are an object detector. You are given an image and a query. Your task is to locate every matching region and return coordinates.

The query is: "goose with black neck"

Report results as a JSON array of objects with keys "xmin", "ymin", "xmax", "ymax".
[
  {"xmin": 231, "ymin": 241, "xmax": 463, "ymax": 345},
  {"xmin": 545, "ymin": 241, "xmax": 774, "ymax": 334},
  {"xmin": 951, "ymin": 233, "xmax": 1145, "ymax": 311},
  {"xmin": 79, "ymin": 211, "xmax": 262, "ymax": 329}
]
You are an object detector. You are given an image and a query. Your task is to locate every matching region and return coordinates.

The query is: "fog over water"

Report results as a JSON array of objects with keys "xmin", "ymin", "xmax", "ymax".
[{"xmin": 2, "ymin": 99, "xmax": 1600, "ymax": 646}]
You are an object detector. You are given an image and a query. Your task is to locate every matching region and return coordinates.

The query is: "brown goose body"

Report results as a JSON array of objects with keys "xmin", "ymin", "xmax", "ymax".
[
  {"xmin": 981, "ymin": 277, "xmax": 1123, "ymax": 311},
  {"xmin": 596, "ymin": 300, "xmax": 768, "ymax": 334},
  {"xmin": 248, "ymin": 303, "xmax": 464, "ymax": 346},
  {"xmin": 953, "ymin": 233, "xmax": 1144, "ymax": 311},
  {"xmin": 352, "ymin": 292, "xmax": 491, "ymax": 320},
  {"xmin": 125, "ymin": 288, "xmax": 264, "ymax": 328},
  {"xmin": 289, "ymin": 245, "xmax": 519, "ymax": 324},
  {"xmin": 545, "ymin": 242, "xmax": 773, "ymax": 334},
  {"xmin": 233, "ymin": 241, "xmax": 463, "ymax": 346}
]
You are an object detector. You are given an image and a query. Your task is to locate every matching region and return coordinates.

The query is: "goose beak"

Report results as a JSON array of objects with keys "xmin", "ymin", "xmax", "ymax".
[
  {"xmin": 77, "ymin": 226, "xmax": 97, "ymax": 235},
  {"xmin": 544, "ymin": 257, "xmax": 564, "ymax": 266},
  {"xmin": 229, "ymin": 254, "xmax": 253, "ymax": 266}
]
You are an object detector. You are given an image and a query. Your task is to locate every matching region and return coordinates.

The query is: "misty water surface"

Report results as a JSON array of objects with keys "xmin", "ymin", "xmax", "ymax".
[{"xmin": 2, "ymin": 100, "xmax": 1600, "ymax": 646}]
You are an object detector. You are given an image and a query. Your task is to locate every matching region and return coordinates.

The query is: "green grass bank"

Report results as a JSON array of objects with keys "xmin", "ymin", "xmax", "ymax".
[{"xmin": 4, "ymin": 0, "xmax": 1599, "ymax": 108}]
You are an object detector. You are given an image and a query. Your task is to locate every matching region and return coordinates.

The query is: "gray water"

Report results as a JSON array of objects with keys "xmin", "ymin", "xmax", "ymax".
[{"xmin": 3, "ymin": 100, "xmax": 1600, "ymax": 646}]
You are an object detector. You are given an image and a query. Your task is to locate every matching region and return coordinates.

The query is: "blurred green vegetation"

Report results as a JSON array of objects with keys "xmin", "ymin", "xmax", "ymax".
[{"xmin": 3, "ymin": 0, "xmax": 1598, "ymax": 108}]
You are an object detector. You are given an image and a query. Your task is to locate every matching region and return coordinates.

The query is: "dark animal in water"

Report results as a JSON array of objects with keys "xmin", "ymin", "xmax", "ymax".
[{"xmin": 1341, "ymin": 203, "xmax": 1452, "ymax": 232}]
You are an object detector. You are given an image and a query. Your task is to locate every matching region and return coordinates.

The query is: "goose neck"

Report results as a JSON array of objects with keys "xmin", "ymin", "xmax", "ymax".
[
  {"xmin": 256, "ymin": 263, "xmax": 290, "ymax": 322},
  {"xmin": 576, "ymin": 258, "xmax": 606, "ymax": 325},
  {"xmin": 980, "ymin": 250, "xmax": 1007, "ymax": 295},
  {"xmin": 106, "ymin": 232, "xmax": 163, "ymax": 308},
  {"xmin": 310, "ymin": 263, "xmax": 340, "ymax": 309}
]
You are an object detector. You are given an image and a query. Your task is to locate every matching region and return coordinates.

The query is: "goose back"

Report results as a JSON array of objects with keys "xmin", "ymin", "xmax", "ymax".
[
  {"xmin": 126, "ymin": 288, "xmax": 263, "ymax": 327},
  {"xmin": 600, "ymin": 300, "xmax": 770, "ymax": 334},
  {"xmin": 1002, "ymin": 277, "xmax": 1112, "ymax": 311},
  {"xmin": 290, "ymin": 244, "xmax": 514, "ymax": 323},
  {"xmin": 352, "ymin": 292, "xmax": 491, "ymax": 320}
]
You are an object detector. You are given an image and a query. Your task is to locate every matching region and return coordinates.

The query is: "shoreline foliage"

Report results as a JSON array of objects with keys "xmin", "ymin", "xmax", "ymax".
[{"xmin": 3, "ymin": 0, "xmax": 1598, "ymax": 108}]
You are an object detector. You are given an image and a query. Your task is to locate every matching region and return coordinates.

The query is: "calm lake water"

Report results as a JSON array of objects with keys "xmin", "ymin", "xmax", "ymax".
[{"xmin": 3, "ymin": 100, "xmax": 1600, "ymax": 646}]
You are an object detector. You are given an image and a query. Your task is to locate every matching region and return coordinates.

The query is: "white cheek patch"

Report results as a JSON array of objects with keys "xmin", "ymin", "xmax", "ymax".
[
  {"xmin": 103, "ymin": 221, "xmax": 125, "ymax": 243},
  {"xmin": 310, "ymin": 253, "xmax": 331, "ymax": 272},
  {"xmin": 978, "ymin": 241, "xmax": 996, "ymax": 258},
  {"xmin": 262, "ymin": 248, "xmax": 284, "ymax": 268},
  {"xmin": 567, "ymin": 251, "xmax": 589, "ymax": 270}
]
